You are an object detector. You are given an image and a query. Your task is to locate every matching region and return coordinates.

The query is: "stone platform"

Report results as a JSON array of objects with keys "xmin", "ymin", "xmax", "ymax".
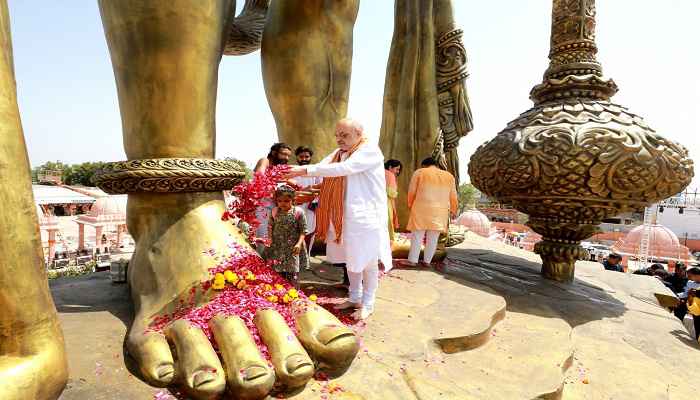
[{"xmin": 53, "ymin": 233, "xmax": 699, "ymax": 399}]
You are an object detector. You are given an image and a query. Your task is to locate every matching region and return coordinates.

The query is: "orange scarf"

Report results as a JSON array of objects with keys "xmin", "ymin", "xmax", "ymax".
[{"xmin": 315, "ymin": 138, "xmax": 366, "ymax": 243}]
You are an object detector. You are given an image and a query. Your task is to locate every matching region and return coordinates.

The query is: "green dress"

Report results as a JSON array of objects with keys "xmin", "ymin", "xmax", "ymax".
[{"xmin": 263, "ymin": 207, "xmax": 309, "ymax": 273}]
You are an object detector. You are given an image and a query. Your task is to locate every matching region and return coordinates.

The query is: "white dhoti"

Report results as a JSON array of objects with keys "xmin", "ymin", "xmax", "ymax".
[
  {"xmin": 324, "ymin": 224, "xmax": 346, "ymax": 264},
  {"xmin": 348, "ymin": 261, "xmax": 379, "ymax": 310},
  {"xmin": 306, "ymin": 141, "xmax": 393, "ymax": 314}
]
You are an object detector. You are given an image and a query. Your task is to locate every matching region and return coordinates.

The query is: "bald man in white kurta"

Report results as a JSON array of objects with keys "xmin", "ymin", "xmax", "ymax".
[{"xmin": 305, "ymin": 141, "xmax": 393, "ymax": 317}]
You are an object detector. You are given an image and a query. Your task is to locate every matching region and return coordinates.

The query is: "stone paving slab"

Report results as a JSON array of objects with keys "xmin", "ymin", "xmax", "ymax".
[
  {"xmin": 52, "ymin": 232, "xmax": 700, "ymax": 400},
  {"xmin": 53, "ymin": 263, "xmax": 508, "ymax": 400},
  {"xmin": 446, "ymin": 232, "xmax": 699, "ymax": 399}
]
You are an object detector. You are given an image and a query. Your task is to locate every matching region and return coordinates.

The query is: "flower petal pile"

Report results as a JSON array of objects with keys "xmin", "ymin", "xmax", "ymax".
[
  {"xmin": 147, "ymin": 165, "xmax": 353, "ymax": 360},
  {"xmin": 222, "ymin": 165, "xmax": 295, "ymax": 246}
]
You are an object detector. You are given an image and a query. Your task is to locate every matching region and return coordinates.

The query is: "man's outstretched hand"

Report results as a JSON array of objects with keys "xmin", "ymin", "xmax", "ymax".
[{"xmin": 285, "ymin": 166, "xmax": 307, "ymax": 180}]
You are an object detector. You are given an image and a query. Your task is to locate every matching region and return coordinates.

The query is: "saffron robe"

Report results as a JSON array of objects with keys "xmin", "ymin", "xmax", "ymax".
[{"xmin": 406, "ymin": 166, "xmax": 458, "ymax": 232}]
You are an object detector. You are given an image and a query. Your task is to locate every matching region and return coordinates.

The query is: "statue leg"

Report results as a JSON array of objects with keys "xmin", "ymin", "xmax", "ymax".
[
  {"xmin": 261, "ymin": 0, "xmax": 360, "ymax": 159},
  {"xmin": 0, "ymin": 1, "xmax": 69, "ymax": 398},
  {"xmin": 99, "ymin": 1, "xmax": 358, "ymax": 398},
  {"xmin": 380, "ymin": 0, "xmax": 473, "ymax": 227}
]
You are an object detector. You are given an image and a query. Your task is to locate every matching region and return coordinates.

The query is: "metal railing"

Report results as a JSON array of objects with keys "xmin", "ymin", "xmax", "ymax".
[{"xmin": 637, "ymin": 206, "xmax": 654, "ymax": 271}]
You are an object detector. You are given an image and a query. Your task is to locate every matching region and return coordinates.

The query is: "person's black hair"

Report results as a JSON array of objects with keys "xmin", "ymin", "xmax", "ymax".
[
  {"xmin": 649, "ymin": 263, "xmax": 665, "ymax": 271},
  {"xmin": 608, "ymin": 253, "xmax": 622, "ymax": 260},
  {"xmin": 274, "ymin": 184, "xmax": 296, "ymax": 199},
  {"xmin": 687, "ymin": 267, "xmax": 700, "ymax": 275},
  {"xmin": 421, "ymin": 157, "xmax": 437, "ymax": 167},
  {"xmin": 652, "ymin": 269, "xmax": 669, "ymax": 279},
  {"xmin": 295, "ymin": 146, "xmax": 313, "ymax": 157},
  {"xmin": 384, "ymin": 159, "xmax": 403, "ymax": 173},
  {"xmin": 268, "ymin": 142, "xmax": 292, "ymax": 159}
]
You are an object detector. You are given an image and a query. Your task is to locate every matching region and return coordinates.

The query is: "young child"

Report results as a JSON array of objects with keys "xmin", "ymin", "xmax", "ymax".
[{"xmin": 263, "ymin": 185, "xmax": 309, "ymax": 288}]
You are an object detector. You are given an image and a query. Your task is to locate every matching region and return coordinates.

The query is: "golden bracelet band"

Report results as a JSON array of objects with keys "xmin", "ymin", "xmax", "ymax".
[{"xmin": 94, "ymin": 158, "xmax": 246, "ymax": 194}]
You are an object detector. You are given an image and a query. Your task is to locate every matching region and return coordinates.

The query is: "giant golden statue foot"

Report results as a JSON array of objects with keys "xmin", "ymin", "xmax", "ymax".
[
  {"xmin": 97, "ymin": 1, "xmax": 358, "ymax": 397},
  {"xmin": 0, "ymin": 320, "xmax": 68, "ymax": 400},
  {"xmin": 123, "ymin": 193, "xmax": 358, "ymax": 399},
  {"xmin": 0, "ymin": 0, "xmax": 68, "ymax": 397}
]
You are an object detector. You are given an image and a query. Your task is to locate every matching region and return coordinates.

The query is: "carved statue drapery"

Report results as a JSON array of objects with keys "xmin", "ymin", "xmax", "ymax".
[{"xmin": 380, "ymin": 0, "xmax": 473, "ymax": 226}]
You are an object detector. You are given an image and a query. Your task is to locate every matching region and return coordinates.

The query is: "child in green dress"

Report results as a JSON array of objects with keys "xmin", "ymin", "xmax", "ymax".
[{"xmin": 263, "ymin": 185, "xmax": 309, "ymax": 288}]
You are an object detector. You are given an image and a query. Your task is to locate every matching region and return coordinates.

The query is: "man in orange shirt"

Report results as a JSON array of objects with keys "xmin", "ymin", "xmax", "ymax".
[{"xmin": 405, "ymin": 157, "xmax": 458, "ymax": 266}]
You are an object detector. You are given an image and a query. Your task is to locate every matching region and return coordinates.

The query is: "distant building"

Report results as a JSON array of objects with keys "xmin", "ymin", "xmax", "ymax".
[
  {"xmin": 33, "ymin": 185, "xmax": 95, "ymax": 216},
  {"xmin": 37, "ymin": 169, "xmax": 63, "ymax": 185},
  {"xmin": 611, "ymin": 224, "xmax": 693, "ymax": 265}
]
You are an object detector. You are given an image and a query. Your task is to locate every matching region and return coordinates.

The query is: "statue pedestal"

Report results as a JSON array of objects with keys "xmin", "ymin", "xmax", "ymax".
[{"xmin": 53, "ymin": 235, "xmax": 700, "ymax": 399}]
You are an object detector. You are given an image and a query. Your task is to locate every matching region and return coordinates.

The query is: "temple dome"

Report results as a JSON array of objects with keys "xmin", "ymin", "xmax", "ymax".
[
  {"xmin": 89, "ymin": 195, "xmax": 126, "ymax": 218},
  {"xmin": 611, "ymin": 224, "xmax": 691, "ymax": 261},
  {"xmin": 76, "ymin": 195, "xmax": 127, "ymax": 225},
  {"xmin": 456, "ymin": 209, "xmax": 492, "ymax": 237}
]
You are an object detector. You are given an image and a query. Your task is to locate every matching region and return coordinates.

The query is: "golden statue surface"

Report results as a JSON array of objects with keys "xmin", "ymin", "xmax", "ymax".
[
  {"xmin": 5, "ymin": 0, "xmax": 469, "ymax": 398},
  {"xmin": 2, "ymin": 0, "xmax": 695, "ymax": 399},
  {"xmin": 468, "ymin": 0, "xmax": 693, "ymax": 282}
]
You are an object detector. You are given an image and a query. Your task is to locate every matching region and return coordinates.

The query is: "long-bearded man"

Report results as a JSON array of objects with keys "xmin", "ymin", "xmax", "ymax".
[
  {"xmin": 251, "ymin": 142, "xmax": 292, "ymax": 253},
  {"xmin": 287, "ymin": 118, "xmax": 392, "ymax": 320}
]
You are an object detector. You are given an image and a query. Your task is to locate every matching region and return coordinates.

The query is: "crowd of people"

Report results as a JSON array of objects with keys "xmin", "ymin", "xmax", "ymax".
[
  {"xmin": 602, "ymin": 253, "xmax": 700, "ymax": 339},
  {"xmin": 250, "ymin": 118, "xmax": 458, "ymax": 320},
  {"xmin": 246, "ymin": 115, "xmax": 700, "ymax": 345}
]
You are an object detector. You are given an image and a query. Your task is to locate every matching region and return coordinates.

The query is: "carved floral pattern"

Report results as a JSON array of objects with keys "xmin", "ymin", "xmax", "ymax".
[
  {"xmin": 94, "ymin": 158, "xmax": 246, "ymax": 194},
  {"xmin": 469, "ymin": 100, "xmax": 693, "ymax": 226},
  {"xmin": 435, "ymin": 28, "xmax": 473, "ymax": 185},
  {"xmin": 468, "ymin": 0, "xmax": 694, "ymax": 282}
]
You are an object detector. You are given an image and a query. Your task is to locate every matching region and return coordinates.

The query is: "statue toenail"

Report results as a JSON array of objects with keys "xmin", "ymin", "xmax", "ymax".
[
  {"xmin": 156, "ymin": 364, "xmax": 174, "ymax": 380},
  {"xmin": 285, "ymin": 354, "xmax": 313, "ymax": 374},
  {"xmin": 316, "ymin": 326, "xmax": 356, "ymax": 346},
  {"xmin": 192, "ymin": 370, "xmax": 216, "ymax": 388},
  {"xmin": 241, "ymin": 365, "xmax": 269, "ymax": 381}
]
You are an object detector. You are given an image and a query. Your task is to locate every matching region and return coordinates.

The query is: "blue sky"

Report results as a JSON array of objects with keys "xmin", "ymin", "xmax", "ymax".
[{"xmin": 9, "ymin": 1, "xmax": 700, "ymax": 190}]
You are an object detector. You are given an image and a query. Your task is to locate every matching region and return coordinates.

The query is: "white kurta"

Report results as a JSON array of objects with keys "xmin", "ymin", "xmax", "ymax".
[
  {"xmin": 306, "ymin": 142, "xmax": 393, "ymax": 273},
  {"xmin": 294, "ymin": 175, "xmax": 322, "ymax": 233}
]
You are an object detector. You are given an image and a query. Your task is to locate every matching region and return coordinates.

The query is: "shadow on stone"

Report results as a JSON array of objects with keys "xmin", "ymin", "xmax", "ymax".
[
  {"xmin": 443, "ymin": 247, "xmax": 627, "ymax": 329},
  {"xmin": 50, "ymin": 271, "xmax": 133, "ymax": 326},
  {"xmin": 670, "ymin": 329, "xmax": 700, "ymax": 350}
]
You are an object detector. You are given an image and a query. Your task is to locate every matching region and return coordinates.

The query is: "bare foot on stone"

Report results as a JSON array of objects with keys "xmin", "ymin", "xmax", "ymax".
[
  {"xmin": 124, "ymin": 193, "xmax": 359, "ymax": 399},
  {"xmin": 334, "ymin": 301, "xmax": 361, "ymax": 311}
]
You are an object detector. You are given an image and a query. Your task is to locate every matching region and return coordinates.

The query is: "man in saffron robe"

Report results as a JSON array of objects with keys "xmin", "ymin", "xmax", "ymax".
[
  {"xmin": 287, "ymin": 118, "xmax": 392, "ymax": 320},
  {"xmin": 405, "ymin": 157, "xmax": 458, "ymax": 266}
]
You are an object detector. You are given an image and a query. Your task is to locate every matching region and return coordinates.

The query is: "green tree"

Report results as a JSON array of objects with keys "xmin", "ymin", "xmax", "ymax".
[
  {"xmin": 33, "ymin": 161, "xmax": 68, "ymax": 184},
  {"xmin": 458, "ymin": 183, "xmax": 481, "ymax": 212},
  {"xmin": 224, "ymin": 157, "xmax": 253, "ymax": 181},
  {"xmin": 62, "ymin": 162, "xmax": 108, "ymax": 186}
]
